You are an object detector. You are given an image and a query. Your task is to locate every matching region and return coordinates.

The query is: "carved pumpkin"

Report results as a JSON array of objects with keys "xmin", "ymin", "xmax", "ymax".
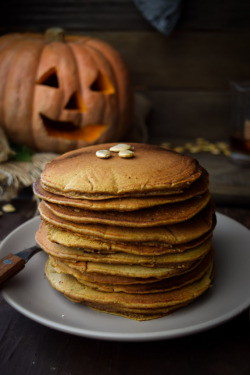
[{"xmin": 0, "ymin": 28, "xmax": 133, "ymax": 153}]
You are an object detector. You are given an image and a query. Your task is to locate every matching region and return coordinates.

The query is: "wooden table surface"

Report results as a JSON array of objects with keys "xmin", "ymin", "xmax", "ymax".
[{"xmin": 0, "ymin": 193, "xmax": 250, "ymax": 375}]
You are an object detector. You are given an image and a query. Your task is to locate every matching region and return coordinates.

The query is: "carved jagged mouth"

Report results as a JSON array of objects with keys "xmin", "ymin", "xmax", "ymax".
[{"xmin": 40, "ymin": 114, "xmax": 108, "ymax": 142}]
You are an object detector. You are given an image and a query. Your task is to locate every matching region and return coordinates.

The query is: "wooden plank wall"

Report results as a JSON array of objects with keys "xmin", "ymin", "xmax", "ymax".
[{"xmin": 1, "ymin": 0, "xmax": 250, "ymax": 142}]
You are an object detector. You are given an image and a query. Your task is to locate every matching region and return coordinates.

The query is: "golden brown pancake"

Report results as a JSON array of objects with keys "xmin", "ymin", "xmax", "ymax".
[
  {"xmin": 38, "ymin": 199, "xmax": 215, "ymax": 245},
  {"xmin": 33, "ymin": 169, "xmax": 209, "ymax": 211},
  {"xmin": 49, "ymin": 255, "xmax": 192, "ymax": 285},
  {"xmin": 45, "ymin": 222, "xmax": 214, "ymax": 256},
  {"xmin": 42, "ymin": 191, "xmax": 210, "ymax": 227},
  {"xmin": 40, "ymin": 143, "xmax": 203, "ymax": 199},
  {"xmin": 51, "ymin": 255, "xmax": 195, "ymax": 279},
  {"xmin": 45, "ymin": 259, "xmax": 214, "ymax": 320},
  {"xmin": 36, "ymin": 222, "xmax": 212, "ymax": 267},
  {"xmin": 50, "ymin": 250, "xmax": 213, "ymax": 294}
]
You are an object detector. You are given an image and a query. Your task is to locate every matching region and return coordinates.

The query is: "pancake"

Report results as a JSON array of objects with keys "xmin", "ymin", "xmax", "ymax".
[
  {"xmin": 34, "ymin": 142, "xmax": 217, "ymax": 320},
  {"xmin": 36, "ymin": 222, "xmax": 212, "ymax": 267},
  {"xmin": 43, "ymin": 191, "xmax": 211, "ymax": 227},
  {"xmin": 39, "ymin": 199, "xmax": 215, "ymax": 245},
  {"xmin": 84, "ymin": 305, "xmax": 183, "ymax": 320},
  {"xmin": 50, "ymin": 250, "xmax": 213, "ymax": 294},
  {"xmin": 45, "ymin": 259, "xmax": 214, "ymax": 320},
  {"xmin": 49, "ymin": 255, "xmax": 191, "ymax": 285},
  {"xmin": 45, "ymin": 222, "xmax": 214, "ymax": 255},
  {"xmin": 40, "ymin": 143, "xmax": 203, "ymax": 199},
  {"xmin": 51, "ymin": 255, "xmax": 195, "ymax": 279},
  {"xmin": 33, "ymin": 169, "xmax": 209, "ymax": 211}
]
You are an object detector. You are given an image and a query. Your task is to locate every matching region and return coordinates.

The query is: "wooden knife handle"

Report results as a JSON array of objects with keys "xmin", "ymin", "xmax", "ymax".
[{"xmin": 0, "ymin": 254, "xmax": 25, "ymax": 286}]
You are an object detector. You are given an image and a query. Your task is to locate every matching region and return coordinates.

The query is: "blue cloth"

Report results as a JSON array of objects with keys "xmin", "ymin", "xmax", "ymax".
[{"xmin": 133, "ymin": 0, "xmax": 183, "ymax": 36}]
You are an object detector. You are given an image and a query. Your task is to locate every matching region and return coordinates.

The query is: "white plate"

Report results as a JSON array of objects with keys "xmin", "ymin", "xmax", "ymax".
[{"xmin": 1, "ymin": 213, "xmax": 250, "ymax": 341}]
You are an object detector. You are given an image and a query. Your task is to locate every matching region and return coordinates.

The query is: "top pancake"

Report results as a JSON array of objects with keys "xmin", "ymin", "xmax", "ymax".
[
  {"xmin": 34, "ymin": 168, "xmax": 209, "ymax": 211},
  {"xmin": 40, "ymin": 143, "xmax": 203, "ymax": 199}
]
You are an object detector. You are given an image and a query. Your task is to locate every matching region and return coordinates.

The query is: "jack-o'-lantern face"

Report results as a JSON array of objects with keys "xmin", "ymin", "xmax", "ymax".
[
  {"xmin": 0, "ymin": 29, "xmax": 132, "ymax": 153},
  {"xmin": 35, "ymin": 66, "xmax": 115, "ymax": 146}
]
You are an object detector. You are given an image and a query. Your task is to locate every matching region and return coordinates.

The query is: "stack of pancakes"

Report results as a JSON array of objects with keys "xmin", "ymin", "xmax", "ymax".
[{"xmin": 34, "ymin": 143, "xmax": 216, "ymax": 320}]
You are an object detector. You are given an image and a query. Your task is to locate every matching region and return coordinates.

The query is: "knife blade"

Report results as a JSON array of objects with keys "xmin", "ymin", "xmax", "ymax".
[{"xmin": 0, "ymin": 245, "xmax": 41, "ymax": 287}]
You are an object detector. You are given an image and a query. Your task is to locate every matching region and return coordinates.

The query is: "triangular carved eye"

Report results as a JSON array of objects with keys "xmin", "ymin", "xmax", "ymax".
[
  {"xmin": 65, "ymin": 91, "xmax": 87, "ymax": 112},
  {"xmin": 90, "ymin": 71, "xmax": 115, "ymax": 94},
  {"xmin": 37, "ymin": 67, "xmax": 59, "ymax": 88}
]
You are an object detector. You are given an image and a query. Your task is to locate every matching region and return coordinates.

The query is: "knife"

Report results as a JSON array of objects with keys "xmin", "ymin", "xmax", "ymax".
[{"xmin": 0, "ymin": 245, "xmax": 41, "ymax": 287}]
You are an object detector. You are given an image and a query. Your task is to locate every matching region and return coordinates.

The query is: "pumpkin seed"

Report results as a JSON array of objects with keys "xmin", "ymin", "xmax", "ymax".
[
  {"xmin": 173, "ymin": 146, "xmax": 185, "ymax": 153},
  {"xmin": 188, "ymin": 146, "xmax": 201, "ymax": 153},
  {"xmin": 96, "ymin": 150, "xmax": 111, "ymax": 159},
  {"xmin": 2, "ymin": 203, "xmax": 16, "ymax": 213},
  {"xmin": 109, "ymin": 144, "xmax": 131, "ymax": 152},
  {"xmin": 118, "ymin": 149, "xmax": 134, "ymax": 158}
]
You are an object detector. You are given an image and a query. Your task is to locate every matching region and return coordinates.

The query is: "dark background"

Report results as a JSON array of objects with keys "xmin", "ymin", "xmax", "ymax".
[{"xmin": 1, "ymin": 0, "xmax": 250, "ymax": 141}]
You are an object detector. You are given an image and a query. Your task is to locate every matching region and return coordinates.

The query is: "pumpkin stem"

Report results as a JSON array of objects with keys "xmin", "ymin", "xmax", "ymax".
[{"xmin": 45, "ymin": 28, "xmax": 65, "ymax": 43}]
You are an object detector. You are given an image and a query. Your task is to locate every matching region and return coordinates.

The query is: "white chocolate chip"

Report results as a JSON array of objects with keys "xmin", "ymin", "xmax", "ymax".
[
  {"xmin": 2, "ymin": 203, "xmax": 16, "ymax": 213},
  {"xmin": 96, "ymin": 150, "xmax": 111, "ymax": 159},
  {"xmin": 119, "ymin": 149, "xmax": 134, "ymax": 158},
  {"xmin": 109, "ymin": 144, "xmax": 131, "ymax": 152}
]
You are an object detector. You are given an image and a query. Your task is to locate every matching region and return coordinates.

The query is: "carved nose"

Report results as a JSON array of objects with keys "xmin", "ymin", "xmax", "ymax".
[{"xmin": 64, "ymin": 91, "xmax": 87, "ymax": 112}]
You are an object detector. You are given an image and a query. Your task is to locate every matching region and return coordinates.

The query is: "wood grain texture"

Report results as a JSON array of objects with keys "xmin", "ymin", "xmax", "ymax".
[
  {"xmin": 181, "ymin": 0, "xmax": 250, "ymax": 30},
  {"xmin": 0, "ymin": 0, "xmax": 150, "ymax": 32},
  {"xmin": 1, "ymin": 0, "xmax": 250, "ymax": 32},
  {"xmin": 190, "ymin": 153, "xmax": 250, "ymax": 205},
  {"xmin": 0, "ymin": 254, "xmax": 25, "ymax": 286},
  {"xmin": 145, "ymin": 90, "xmax": 230, "ymax": 139},
  {"xmin": 1, "ymin": 29, "xmax": 250, "ymax": 91},
  {"xmin": 49, "ymin": 30, "xmax": 250, "ymax": 91}
]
